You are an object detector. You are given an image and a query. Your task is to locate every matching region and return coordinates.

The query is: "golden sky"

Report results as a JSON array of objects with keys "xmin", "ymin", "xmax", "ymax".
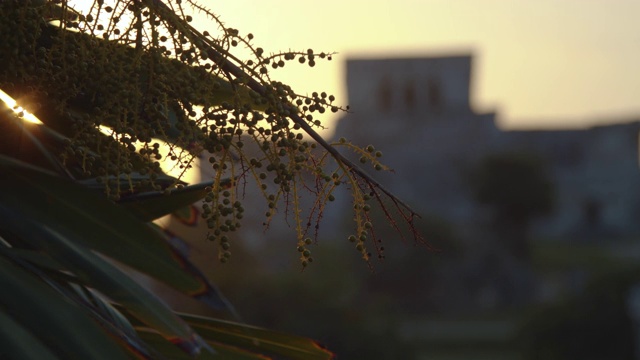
[{"xmin": 209, "ymin": 0, "xmax": 640, "ymax": 134}]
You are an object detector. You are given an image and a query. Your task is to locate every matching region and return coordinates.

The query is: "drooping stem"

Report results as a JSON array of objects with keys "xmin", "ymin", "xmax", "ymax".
[{"xmin": 142, "ymin": 0, "xmax": 421, "ymax": 224}]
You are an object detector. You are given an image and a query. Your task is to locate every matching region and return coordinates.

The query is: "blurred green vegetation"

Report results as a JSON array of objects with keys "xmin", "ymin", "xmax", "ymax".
[{"xmin": 202, "ymin": 214, "xmax": 640, "ymax": 359}]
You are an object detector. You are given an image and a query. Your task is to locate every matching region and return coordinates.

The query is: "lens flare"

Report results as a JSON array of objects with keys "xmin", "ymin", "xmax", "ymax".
[{"xmin": 0, "ymin": 90, "xmax": 43, "ymax": 125}]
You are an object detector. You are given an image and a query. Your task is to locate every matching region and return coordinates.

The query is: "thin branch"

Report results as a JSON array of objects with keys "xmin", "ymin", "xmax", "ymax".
[{"xmin": 142, "ymin": 0, "xmax": 421, "ymax": 220}]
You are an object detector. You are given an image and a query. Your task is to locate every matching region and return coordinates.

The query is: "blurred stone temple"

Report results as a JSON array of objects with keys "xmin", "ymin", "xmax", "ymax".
[
  {"xmin": 333, "ymin": 54, "xmax": 640, "ymax": 245},
  {"xmin": 327, "ymin": 53, "xmax": 640, "ymax": 358}
]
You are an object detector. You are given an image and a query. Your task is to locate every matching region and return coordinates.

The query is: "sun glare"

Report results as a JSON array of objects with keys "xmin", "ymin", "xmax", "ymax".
[
  {"xmin": 0, "ymin": 88, "xmax": 199, "ymax": 184},
  {"xmin": 0, "ymin": 90, "xmax": 44, "ymax": 125}
]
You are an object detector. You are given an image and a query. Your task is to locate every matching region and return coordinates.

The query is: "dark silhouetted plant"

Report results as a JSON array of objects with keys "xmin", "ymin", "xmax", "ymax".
[{"xmin": 0, "ymin": 1, "xmax": 424, "ymax": 358}]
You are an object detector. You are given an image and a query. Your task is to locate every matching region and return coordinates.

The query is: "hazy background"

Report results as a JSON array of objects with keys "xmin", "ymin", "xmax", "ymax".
[
  {"xmin": 210, "ymin": 0, "xmax": 640, "ymax": 133},
  {"xmin": 163, "ymin": 2, "xmax": 640, "ymax": 359}
]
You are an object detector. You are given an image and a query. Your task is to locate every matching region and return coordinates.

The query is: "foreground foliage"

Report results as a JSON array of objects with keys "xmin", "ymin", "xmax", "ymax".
[
  {"xmin": 0, "ymin": 118, "xmax": 335, "ymax": 359},
  {"xmin": 0, "ymin": 0, "xmax": 424, "ymax": 358}
]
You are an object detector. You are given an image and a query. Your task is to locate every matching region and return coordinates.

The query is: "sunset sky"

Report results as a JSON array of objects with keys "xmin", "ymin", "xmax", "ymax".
[{"xmin": 209, "ymin": 0, "xmax": 640, "ymax": 134}]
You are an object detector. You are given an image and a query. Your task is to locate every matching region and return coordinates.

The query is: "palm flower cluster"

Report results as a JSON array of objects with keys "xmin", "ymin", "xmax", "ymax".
[{"xmin": 0, "ymin": 0, "xmax": 423, "ymax": 265}]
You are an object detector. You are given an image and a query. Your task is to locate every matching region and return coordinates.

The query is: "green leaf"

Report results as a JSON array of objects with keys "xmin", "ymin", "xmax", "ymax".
[
  {"xmin": 114, "ymin": 303, "xmax": 333, "ymax": 359},
  {"xmin": 159, "ymin": 228, "xmax": 240, "ymax": 317},
  {"xmin": 4, "ymin": 248, "xmax": 67, "ymax": 274},
  {"xmin": 68, "ymin": 285, "xmax": 144, "ymax": 348},
  {"xmin": 179, "ymin": 313, "xmax": 335, "ymax": 360},
  {"xmin": 118, "ymin": 178, "xmax": 233, "ymax": 222},
  {"xmin": 1, "ymin": 244, "xmax": 157, "ymax": 358},
  {"xmin": 0, "ymin": 311, "xmax": 61, "ymax": 360},
  {"xmin": 121, "ymin": 305, "xmax": 325, "ymax": 360},
  {"xmin": 0, "ymin": 156, "xmax": 233, "ymax": 313},
  {"xmin": 136, "ymin": 329, "xmax": 272, "ymax": 360},
  {"xmin": 0, "ymin": 256, "xmax": 131, "ymax": 360},
  {"xmin": 136, "ymin": 330, "xmax": 222, "ymax": 360},
  {"xmin": 0, "ymin": 205, "xmax": 206, "ymax": 355}
]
